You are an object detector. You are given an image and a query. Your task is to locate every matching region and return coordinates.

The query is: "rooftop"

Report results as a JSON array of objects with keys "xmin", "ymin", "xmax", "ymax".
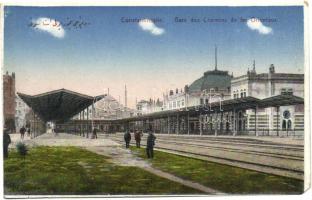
[
  {"xmin": 188, "ymin": 69, "xmax": 232, "ymax": 93},
  {"xmin": 18, "ymin": 88, "xmax": 105, "ymax": 122}
]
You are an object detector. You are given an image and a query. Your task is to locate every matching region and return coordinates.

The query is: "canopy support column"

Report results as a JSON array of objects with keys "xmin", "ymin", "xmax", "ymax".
[
  {"xmin": 187, "ymin": 112, "xmax": 190, "ymax": 135},
  {"xmin": 86, "ymin": 108, "xmax": 89, "ymax": 138},
  {"xmin": 215, "ymin": 111, "xmax": 218, "ymax": 137},
  {"xmin": 79, "ymin": 112, "xmax": 82, "ymax": 136},
  {"xmin": 82, "ymin": 109, "xmax": 85, "ymax": 137},
  {"xmin": 199, "ymin": 114, "xmax": 203, "ymax": 136},
  {"xmin": 255, "ymin": 106, "xmax": 258, "ymax": 136},
  {"xmin": 176, "ymin": 114, "xmax": 179, "ymax": 134},
  {"xmin": 168, "ymin": 116, "xmax": 170, "ymax": 134},
  {"xmin": 233, "ymin": 109, "xmax": 236, "ymax": 136},
  {"xmin": 276, "ymin": 106, "xmax": 280, "ymax": 137}
]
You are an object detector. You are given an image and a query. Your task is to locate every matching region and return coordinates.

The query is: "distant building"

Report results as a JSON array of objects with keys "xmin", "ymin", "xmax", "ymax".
[
  {"xmin": 163, "ymin": 88, "xmax": 186, "ymax": 110},
  {"xmin": 231, "ymin": 63, "xmax": 304, "ymax": 135},
  {"xmin": 73, "ymin": 95, "xmax": 136, "ymax": 121},
  {"xmin": 3, "ymin": 71, "xmax": 16, "ymax": 132},
  {"xmin": 136, "ymin": 99, "xmax": 163, "ymax": 115},
  {"xmin": 15, "ymin": 95, "xmax": 30, "ymax": 130}
]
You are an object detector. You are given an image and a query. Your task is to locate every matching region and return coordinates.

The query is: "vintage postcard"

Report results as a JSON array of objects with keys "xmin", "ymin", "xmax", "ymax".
[{"xmin": 1, "ymin": 0, "xmax": 310, "ymax": 198}]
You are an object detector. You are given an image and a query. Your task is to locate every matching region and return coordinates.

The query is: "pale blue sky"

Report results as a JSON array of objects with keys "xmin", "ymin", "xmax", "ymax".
[{"xmin": 4, "ymin": 6, "xmax": 304, "ymax": 108}]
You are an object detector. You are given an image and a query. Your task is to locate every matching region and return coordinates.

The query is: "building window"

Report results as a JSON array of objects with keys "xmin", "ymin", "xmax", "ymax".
[
  {"xmin": 200, "ymin": 98, "xmax": 204, "ymax": 105},
  {"xmin": 288, "ymin": 120, "xmax": 292, "ymax": 129},
  {"xmin": 240, "ymin": 93, "xmax": 243, "ymax": 98},
  {"xmin": 281, "ymin": 88, "xmax": 293, "ymax": 95},
  {"xmin": 181, "ymin": 99, "xmax": 185, "ymax": 107},
  {"xmin": 177, "ymin": 101, "xmax": 180, "ymax": 108}
]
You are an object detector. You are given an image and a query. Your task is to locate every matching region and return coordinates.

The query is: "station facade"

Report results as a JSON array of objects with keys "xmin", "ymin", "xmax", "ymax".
[
  {"xmin": 56, "ymin": 63, "xmax": 304, "ymax": 137},
  {"xmin": 231, "ymin": 64, "xmax": 304, "ymax": 136}
]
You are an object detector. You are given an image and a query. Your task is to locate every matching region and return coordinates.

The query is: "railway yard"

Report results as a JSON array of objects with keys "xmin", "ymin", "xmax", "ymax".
[{"xmin": 104, "ymin": 132, "xmax": 304, "ymax": 180}]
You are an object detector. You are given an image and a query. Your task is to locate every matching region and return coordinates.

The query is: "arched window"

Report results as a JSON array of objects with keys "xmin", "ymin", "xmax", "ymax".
[
  {"xmin": 287, "ymin": 120, "xmax": 292, "ymax": 130},
  {"xmin": 226, "ymin": 121, "xmax": 230, "ymax": 131},
  {"xmin": 220, "ymin": 122, "xmax": 223, "ymax": 131},
  {"xmin": 238, "ymin": 112, "xmax": 242, "ymax": 119},
  {"xmin": 282, "ymin": 120, "xmax": 287, "ymax": 131}
]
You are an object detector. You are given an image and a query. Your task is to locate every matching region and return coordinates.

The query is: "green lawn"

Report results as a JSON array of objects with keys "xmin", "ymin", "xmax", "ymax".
[
  {"xmin": 130, "ymin": 146, "xmax": 304, "ymax": 194},
  {"xmin": 4, "ymin": 146, "xmax": 201, "ymax": 195}
]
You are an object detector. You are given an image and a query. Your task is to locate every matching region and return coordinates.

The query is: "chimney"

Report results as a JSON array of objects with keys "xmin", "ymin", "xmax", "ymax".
[
  {"xmin": 269, "ymin": 64, "xmax": 275, "ymax": 74},
  {"xmin": 184, "ymin": 85, "xmax": 189, "ymax": 93},
  {"xmin": 124, "ymin": 85, "xmax": 127, "ymax": 108},
  {"xmin": 253, "ymin": 60, "xmax": 256, "ymax": 72}
]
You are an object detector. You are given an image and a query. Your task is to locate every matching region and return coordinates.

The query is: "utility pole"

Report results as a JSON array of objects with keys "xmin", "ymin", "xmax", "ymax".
[
  {"xmin": 125, "ymin": 84, "xmax": 127, "ymax": 108},
  {"xmin": 215, "ymin": 45, "xmax": 218, "ymax": 71}
]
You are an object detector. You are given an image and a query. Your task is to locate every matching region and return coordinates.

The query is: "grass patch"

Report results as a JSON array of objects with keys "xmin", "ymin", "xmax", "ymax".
[
  {"xmin": 4, "ymin": 146, "xmax": 201, "ymax": 195},
  {"xmin": 130, "ymin": 146, "xmax": 303, "ymax": 194}
]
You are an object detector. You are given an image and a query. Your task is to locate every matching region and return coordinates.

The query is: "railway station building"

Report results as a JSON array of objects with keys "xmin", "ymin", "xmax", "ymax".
[
  {"xmin": 231, "ymin": 64, "xmax": 304, "ymax": 136},
  {"xmin": 15, "ymin": 61, "xmax": 304, "ymax": 138}
]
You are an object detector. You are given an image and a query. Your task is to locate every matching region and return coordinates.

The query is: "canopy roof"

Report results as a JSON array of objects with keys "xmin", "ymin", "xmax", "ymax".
[
  {"xmin": 17, "ymin": 89, "xmax": 105, "ymax": 122},
  {"xmin": 258, "ymin": 94, "xmax": 304, "ymax": 108},
  {"xmin": 119, "ymin": 94, "xmax": 303, "ymax": 122}
]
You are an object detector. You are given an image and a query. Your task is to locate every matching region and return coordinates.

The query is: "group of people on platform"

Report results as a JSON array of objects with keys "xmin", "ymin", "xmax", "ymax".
[{"xmin": 124, "ymin": 128, "xmax": 156, "ymax": 159}]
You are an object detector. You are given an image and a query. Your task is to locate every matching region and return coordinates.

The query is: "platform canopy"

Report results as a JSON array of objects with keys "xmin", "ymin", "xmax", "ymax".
[
  {"xmin": 258, "ymin": 94, "xmax": 304, "ymax": 108},
  {"xmin": 119, "ymin": 94, "xmax": 304, "ymax": 122},
  {"xmin": 17, "ymin": 89, "xmax": 105, "ymax": 122}
]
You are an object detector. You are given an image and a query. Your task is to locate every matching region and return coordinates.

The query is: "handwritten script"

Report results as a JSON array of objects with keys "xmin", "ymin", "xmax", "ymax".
[{"xmin": 28, "ymin": 17, "xmax": 91, "ymax": 30}]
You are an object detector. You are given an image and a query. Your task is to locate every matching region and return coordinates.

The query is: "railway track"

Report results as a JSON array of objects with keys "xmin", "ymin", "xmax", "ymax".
[
  {"xmin": 153, "ymin": 136, "xmax": 304, "ymax": 150},
  {"xmin": 99, "ymin": 133, "xmax": 304, "ymax": 180},
  {"xmin": 141, "ymin": 140, "xmax": 303, "ymax": 161},
  {"xmin": 105, "ymin": 134, "xmax": 303, "ymax": 159}
]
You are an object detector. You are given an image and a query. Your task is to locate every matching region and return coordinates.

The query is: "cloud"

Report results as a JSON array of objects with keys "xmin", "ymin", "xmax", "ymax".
[
  {"xmin": 4, "ymin": 9, "xmax": 10, "ymax": 18},
  {"xmin": 32, "ymin": 17, "xmax": 65, "ymax": 39},
  {"xmin": 138, "ymin": 19, "xmax": 165, "ymax": 36},
  {"xmin": 246, "ymin": 18, "xmax": 272, "ymax": 35}
]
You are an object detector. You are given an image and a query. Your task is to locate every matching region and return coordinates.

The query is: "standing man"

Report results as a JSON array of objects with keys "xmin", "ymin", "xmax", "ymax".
[
  {"xmin": 146, "ymin": 130, "xmax": 156, "ymax": 159},
  {"xmin": 19, "ymin": 126, "xmax": 26, "ymax": 140},
  {"xmin": 26, "ymin": 126, "xmax": 31, "ymax": 137},
  {"xmin": 124, "ymin": 130, "xmax": 131, "ymax": 148},
  {"xmin": 3, "ymin": 126, "xmax": 11, "ymax": 159},
  {"xmin": 134, "ymin": 129, "xmax": 143, "ymax": 148},
  {"xmin": 92, "ymin": 127, "xmax": 98, "ymax": 139}
]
